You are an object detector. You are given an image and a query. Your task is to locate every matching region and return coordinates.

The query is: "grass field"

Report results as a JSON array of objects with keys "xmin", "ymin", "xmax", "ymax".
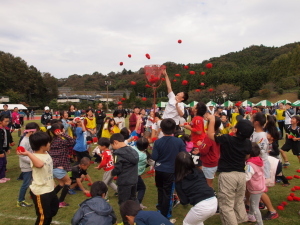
[{"xmin": 1, "ymin": 119, "xmax": 300, "ymax": 224}]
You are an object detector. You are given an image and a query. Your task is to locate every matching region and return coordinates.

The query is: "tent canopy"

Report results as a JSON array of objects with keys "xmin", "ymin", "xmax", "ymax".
[
  {"xmin": 1, "ymin": 104, "xmax": 28, "ymax": 110},
  {"xmin": 292, "ymin": 100, "xmax": 300, "ymax": 107},
  {"xmin": 206, "ymin": 101, "xmax": 217, "ymax": 106},
  {"xmin": 242, "ymin": 100, "xmax": 253, "ymax": 107},
  {"xmin": 274, "ymin": 99, "xmax": 291, "ymax": 105},
  {"xmin": 255, "ymin": 100, "xmax": 273, "ymax": 107},
  {"xmin": 189, "ymin": 101, "xmax": 198, "ymax": 107},
  {"xmin": 157, "ymin": 102, "xmax": 168, "ymax": 107},
  {"xmin": 221, "ymin": 100, "xmax": 234, "ymax": 107}
]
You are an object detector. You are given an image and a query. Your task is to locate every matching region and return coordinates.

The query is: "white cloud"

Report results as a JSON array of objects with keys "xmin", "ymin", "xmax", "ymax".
[{"xmin": 0, "ymin": 0, "xmax": 299, "ymax": 78}]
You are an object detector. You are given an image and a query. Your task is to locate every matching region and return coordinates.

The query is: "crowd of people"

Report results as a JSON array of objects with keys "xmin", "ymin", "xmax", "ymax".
[{"xmin": 0, "ymin": 70, "xmax": 300, "ymax": 225}]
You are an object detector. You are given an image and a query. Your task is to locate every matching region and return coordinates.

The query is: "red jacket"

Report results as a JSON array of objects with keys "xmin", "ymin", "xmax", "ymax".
[
  {"xmin": 199, "ymin": 134, "xmax": 220, "ymax": 167},
  {"xmin": 98, "ymin": 150, "xmax": 114, "ymax": 171},
  {"xmin": 129, "ymin": 113, "xmax": 138, "ymax": 132},
  {"xmin": 190, "ymin": 116, "xmax": 206, "ymax": 145}
]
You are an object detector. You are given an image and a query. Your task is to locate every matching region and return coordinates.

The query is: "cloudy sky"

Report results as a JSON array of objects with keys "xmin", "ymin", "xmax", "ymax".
[{"xmin": 0, "ymin": 0, "xmax": 299, "ymax": 78}]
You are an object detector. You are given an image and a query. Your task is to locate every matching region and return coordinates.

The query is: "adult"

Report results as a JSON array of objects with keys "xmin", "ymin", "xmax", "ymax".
[
  {"xmin": 129, "ymin": 107, "xmax": 141, "ymax": 132},
  {"xmin": 284, "ymin": 103, "xmax": 295, "ymax": 132},
  {"xmin": 162, "ymin": 70, "xmax": 189, "ymax": 129},
  {"xmin": 19, "ymin": 110, "xmax": 26, "ymax": 126},
  {"xmin": 95, "ymin": 103, "xmax": 106, "ymax": 138},
  {"xmin": 274, "ymin": 103, "xmax": 285, "ymax": 139},
  {"xmin": 0, "ymin": 104, "xmax": 12, "ymax": 128},
  {"xmin": 41, "ymin": 106, "xmax": 52, "ymax": 125}
]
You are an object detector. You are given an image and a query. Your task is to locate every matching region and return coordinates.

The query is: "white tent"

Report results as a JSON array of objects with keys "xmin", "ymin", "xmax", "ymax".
[{"xmin": 1, "ymin": 104, "xmax": 28, "ymax": 110}]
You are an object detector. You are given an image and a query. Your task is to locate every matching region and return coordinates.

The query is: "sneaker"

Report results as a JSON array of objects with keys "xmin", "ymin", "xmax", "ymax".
[
  {"xmin": 248, "ymin": 214, "xmax": 256, "ymax": 222},
  {"xmin": 74, "ymin": 187, "xmax": 82, "ymax": 191},
  {"xmin": 114, "ymin": 192, "xmax": 118, "ymax": 197},
  {"xmin": 283, "ymin": 162, "xmax": 290, "ymax": 167},
  {"xmin": 17, "ymin": 201, "xmax": 32, "ymax": 207},
  {"xmin": 259, "ymin": 202, "xmax": 267, "ymax": 210},
  {"xmin": 173, "ymin": 199, "xmax": 180, "ymax": 208},
  {"xmin": 169, "ymin": 219, "xmax": 176, "ymax": 224},
  {"xmin": 262, "ymin": 211, "xmax": 279, "ymax": 220},
  {"xmin": 68, "ymin": 189, "xmax": 76, "ymax": 195},
  {"xmin": 59, "ymin": 202, "xmax": 69, "ymax": 208},
  {"xmin": 140, "ymin": 204, "xmax": 147, "ymax": 209},
  {"xmin": 276, "ymin": 178, "xmax": 282, "ymax": 183}
]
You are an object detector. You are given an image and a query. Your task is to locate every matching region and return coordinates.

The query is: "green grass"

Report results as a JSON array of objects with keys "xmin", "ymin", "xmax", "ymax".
[{"xmin": 1, "ymin": 119, "xmax": 300, "ymax": 224}]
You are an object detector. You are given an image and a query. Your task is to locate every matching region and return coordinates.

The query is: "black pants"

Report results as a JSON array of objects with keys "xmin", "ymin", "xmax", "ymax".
[
  {"xmin": 137, "ymin": 175, "xmax": 146, "ymax": 203},
  {"xmin": 117, "ymin": 184, "xmax": 137, "ymax": 205},
  {"xmin": 278, "ymin": 121, "xmax": 285, "ymax": 139},
  {"xmin": 155, "ymin": 170, "xmax": 175, "ymax": 218},
  {"xmin": 96, "ymin": 123, "xmax": 104, "ymax": 138},
  {"xmin": 30, "ymin": 190, "xmax": 59, "ymax": 225},
  {"xmin": 75, "ymin": 151, "xmax": 91, "ymax": 164}
]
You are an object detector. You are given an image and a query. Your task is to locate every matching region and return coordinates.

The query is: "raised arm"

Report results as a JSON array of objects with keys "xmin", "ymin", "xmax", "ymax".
[
  {"xmin": 207, "ymin": 114, "xmax": 216, "ymax": 141},
  {"xmin": 162, "ymin": 70, "xmax": 172, "ymax": 94}
]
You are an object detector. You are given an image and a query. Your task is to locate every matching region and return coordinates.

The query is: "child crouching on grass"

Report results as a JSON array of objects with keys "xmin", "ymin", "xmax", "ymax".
[
  {"xmin": 120, "ymin": 200, "xmax": 173, "ymax": 225},
  {"xmin": 72, "ymin": 181, "xmax": 117, "ymax": 225},
  {"xmin": 17, "ymin": 132, "xmax": 59, "ymax": 225},
  {"xmin": 246, "ymin": 143, "xmax": 265, "ymax": 225}
]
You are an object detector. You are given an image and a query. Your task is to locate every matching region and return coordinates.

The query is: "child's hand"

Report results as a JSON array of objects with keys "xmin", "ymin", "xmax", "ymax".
[
  {"xmin": 16, "ymin": 147, "xmax": 29, "ymax": 156},
  {"xmin": 10, "ymin": 142, "xmax": 15, "ymax": 147},
  {"xmin": 196, "ymin": 140, "xmax": 202, "ymax": 146},
  {"xmin": 83, "ymin": 190, "xmax": 90, "ymax": 194},
  {"xmin": 293, "ymin": 137, "xmax": 298, "ymax": 141}
]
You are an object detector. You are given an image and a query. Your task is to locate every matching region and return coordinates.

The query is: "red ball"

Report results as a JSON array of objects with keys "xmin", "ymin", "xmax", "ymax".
[
  {"xmin": 17, "ymin": 146, "xmax": 26, "ymax": 152},
  {"xmin": 287, "ymin": 196, "xmax": 294, "ymax": 201},
  {"xmin": 206, "ymin": 63, "xmax": 213, "ymax": 69},
  {"xmin": 182, "ymin": 80, "xmax": 188, "ymax": 85},
  {"xmin": 151, "ymin": 137, "xmax": 158, "ymax": 142},
  {"xmin": 195, "ymin": 89, "xmax": 201, "ymax": 92},
  {"xmin": 128, "ymin": 54, "xmax": 131, "ymax": 58},
  {"xmin": 183, "ymin": 65, "xmax": 189, "ymax": 69},
  {"xmin": 175, "ymin": 74, "xmax": 180, "ymax": 77},
  {"xmin": 189, "ymin": 71, "xmax": 195, "ymax": 75},
  {"xmin": 290, "ymin": 193, "xmax": 295, "ymax": 197},
  {"xmin": 133, "ymin": 136, "xmax": 139, "ymax": 141},
  {"xmin": 145, "ymin": 53, "xmax": 150, "ymax": 59},
  {"xmin": 85, "ymin": 192, "xmax": 91, "ymax": 197},
  {"xmin": 113, "ymin": 176, "xmax": 117, "ymax": 180},
  {"xmin": 87, "ymin": 183, "xmax": 92, "ymax": 186},
  {"xmin": 296, "ymin": 186, "xmax": 300, "ymax": 190},
  {"xmin": 294, "ymin": 175, "xmax": 299, "ymax": 178},
  {"xmin": 119, "ymin": 62, "xmax": 123, "ymax": 66},
  {"xmin": 200, "ymin": 82, "xmax": 205, "ymax": 86},
  {"xmin": 293, "ymin": 196, "xmax": 298, "ymax": 201},
  {"xmin": 201, "ymin": 72, "xmax": 205, "ymax": 75},
  {"xmin": 208, "ymin": 88, "xmax": 214, "ymax": 92},
  {"xmin": 145, "ymin": 84, "xmax": 151, "ymax": 88},
  {"xmin": 277, "ymin": 205, "xmax": 284, "ymax": 210},
  {"xmin": 291, "ymin": 188, "xmax": 296, "ymax": 192},
  {"xmin": 117, "ymin": 101, "xmax": 122, "ymax": 105},
  {"xmin": 54, "ymin": 129, "xmax": 61, "ymax": 134},
  {"xmin": 141, "ymin": 97, "xmax": 147, "ymax": 101},
  {"xmin": 178, "ymin": 39, "xmax": 182, "ymax": 44},
  {"xmin": 173, "ymin": 79, "xmax": 177, "ymax": 82},
  {"xmin": 161, "ymin": 77, "xmax": 166, "ymax": 81},
  {"xmin": 281, "ymin": 201, "xmax": 288, "ymax": 206},
  {"xmin": 296, "ymin": 169, "xmax": 300, "ymax": 173},
  {"xmin": 121, "ymin": 98, "xmax": 126, "ymax": 101},
  {"xmin": 130, "ymin": 81, "xmax": 136, "ymax": 85}
]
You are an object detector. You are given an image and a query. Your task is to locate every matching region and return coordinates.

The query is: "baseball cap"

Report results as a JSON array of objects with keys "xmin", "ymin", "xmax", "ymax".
[
  {"xmin": 235, "ymin": 119, "xmax": 254, "ymax": 139},
  {"xmin": 44, "ymin": 106, "xmax": 50, "ymax": 110}
]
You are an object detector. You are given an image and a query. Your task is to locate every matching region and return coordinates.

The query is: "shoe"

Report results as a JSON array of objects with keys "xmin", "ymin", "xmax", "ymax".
[
  {"xmin": 245, "ymin": 204, "xmax": 250, "ymax": 212},
  {"xmin": 276, "ymin": 178, "xmax": 282, "ymax": 183},
  {"xmin": 0, "ymin": 179, "xmax": 6, "ymax": 183},
  {"xmin": 1, "ymin": 178, "xmax": 10, "ymax": 181},
  {"xmin": 68, "ymin": 189, "xmax": 76, "ymax": 195},
  {"xmin": 262, "ymin": 211, "xmax": 279, "ymax": 220},
  {"xmin": 105, "ymin": 198, "xmax": 110, "ymax": 202},
  {"xmin": 59, "ymin": 202, "xmax": 69, "ymax": 208},
  {"xmin": 74, "ymin": 187, "xmax": 82, "ymax": 191},
  {"xmin": 17, "ymin": 201, "xmax": 32, "ymax": 207},
  {"xmin": 169, "ymin": 218, "xmax": 176, "ymax": 224},
  {"xmin": 173, "ymin": 199, "xmax": 180, "ymax": 208},
  {"xmin": 259, "ymin": 202, "xmax": 267, "ymax": 210},
  {"xmin": 283, "ymin": 162, "xmax": 290, "ymax": 167},
  {"xmin": 248, "ymin": 214, "xmax": 256, "ymax": 222},
  {"xmin": 114, "ymin": 192, "xmax": 118, "ymax": 197},
  {"xmin": 140, "ymin": 204, "xmax": 147, "ymax": 209}
]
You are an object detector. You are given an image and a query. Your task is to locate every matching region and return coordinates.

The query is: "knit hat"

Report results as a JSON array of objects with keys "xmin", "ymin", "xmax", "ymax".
[{"xmin": 235, "ymin": 119, "xmax": 254, "ymax": 139}]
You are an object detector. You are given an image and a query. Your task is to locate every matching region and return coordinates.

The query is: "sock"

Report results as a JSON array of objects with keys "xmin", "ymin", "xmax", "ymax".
[
  {"xmin": 59, "ymin": 185, "xmax": 70, "ymax": 203},
  {"xmin": 54, "ymin": 185, "xmax": 63, "ymax": 194}
]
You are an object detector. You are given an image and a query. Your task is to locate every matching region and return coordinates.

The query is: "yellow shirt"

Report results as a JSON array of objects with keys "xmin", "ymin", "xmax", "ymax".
[
  {"xmin": 30, "ymin": 152, "xmax": 54, "ymax": 195},
  {"xmin": 231, "ymin": 113, "xmax": 239, "ymax": 127},
  {"xmin": 276, "ymin": 109, "xmax": 285, "ymax": 121},
  {"xmin": 85, "ymin": 117, "xmax": 96, "ymax": 129}
]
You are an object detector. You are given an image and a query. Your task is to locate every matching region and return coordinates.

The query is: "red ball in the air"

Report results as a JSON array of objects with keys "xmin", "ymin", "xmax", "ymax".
[
  {"xmin": 182, "ymin": 80, "xmax": 188, "ymax": 85},
  {"xmin": 142, "ymin": 97, "xmax": 147, "ymax": 101},
  {"xmin": 206, "ymin": 63, "xmax": 213, "ymax": 69},
  {"xmin": 161, "ymin": 78, "xmax": 166, "ymax": 81},
  {"xmin": 128, "ymin": 54, "xmax": 131, "ymax": 58},
  {"xmin": 130, "ymin": 81, "xmax": 136, "ymax": 85},
  {"xmin": 178, "ymin": 39, "xmax": 182, "ymax": 44},
  {"xmin": 183, "ymin": 65, "xmax": 189, "ymax": 69},
  {"xmin": 189, "ymin": 71, "xmax": 195, "ymax": 75},
  {"xmin": 201, "ymin": 72, "xmax": 206, "ymax": 75},
  {"xmin": 195, "ymin": 89, "xmax": 201, "ymax": 92},
  {"xmin": 119, "ymin": 62, "xmax": 123, "ymax": 66},
  {"xmin": 121, "ymin": 98, "xmax": 126, "ymax": 101},
  {"xmin": 175, "ymin": 74, "xmax": 180, "ymax": 77},
  {"xmin": 201, "ymin": 82, "xmax": 205, "ymax": 86},
  {"xmin": 173, "ymin": 79, "xmax": 177, "ymax": 82},
  {"xmin": 117, "ymin": 101, "xmax": 122, "ymax": 105},
  {"xmin": 208, "ymin": 88, "xmax": 214, "ymax": 92},
  {"xmin": 145, "ymin": 84, "xmax": 151, "ymax": 88}
]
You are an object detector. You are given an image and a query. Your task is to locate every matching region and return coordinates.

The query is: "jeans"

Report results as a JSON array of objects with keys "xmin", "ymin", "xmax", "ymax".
[
  {"xmin": 137, "ymin": 175, "xmax": 146, "ymax": 203},
  {"xmin": 18, "ymin": 171, "xmax": 32, "ymax": 202}
]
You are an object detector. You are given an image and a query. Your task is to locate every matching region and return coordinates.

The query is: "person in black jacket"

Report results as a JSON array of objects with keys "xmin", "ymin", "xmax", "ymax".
[
  {"xmin": 95, "ymin": 103, "xmax": 106, "ymax": 138},
  {"xmin": 113, "ymin": 105, "xmax": 127, "ymax": 118},
  {"xmin": 175, "ymin": 151, "xmax": 217, "ymax": 224},
  {"xmin": 71, "ymin": 181, "xmax": 117, "ymax": 225},
  {"xmin": 41, "ymin": 106, "xmax": 52, "ymax": 125}
]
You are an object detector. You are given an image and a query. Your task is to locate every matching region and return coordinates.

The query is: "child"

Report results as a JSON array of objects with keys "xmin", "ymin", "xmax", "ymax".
[
  {"xmin": 49, "ymin": 123, "xmax": 75, "ymax": 208},
  {"xmin": 110, "ymin": 133, "xmax": 139, "ymax": 206},
  {"xmin": 231, "ymin": 106, "xmax": 240, "ymax": 126},
  {"xmin": 17, "ymin": 122, "xmax": 40, "ymax": 207},
  {"xmin": 73, "ymin": 118, "xmax": 90, "ymax": 163},
  {"xmin": 17, "ymin": 132, "xmax": 59, "ymax": 225},
  {"xmin": 207, "ymin": 115, "xmax": 254, "ymax": 225},
  {"xmin": 71, "ymin": 181, "xmax": 117, "ymax": 225},
  {"xmin": 95, "ymin": 137, "xmax": 118, "ymax": 199},
  {"xmin": 220, "ymin": 114, "xmax": 232, "ymax": 134},
  {"xmin": 145, "ymin": 111, "xmax": 155, "ymax": 133},
  {"xmin": 152, "ymin": 112, "xmax": 163, "ymax": 139},
  {"xmin": 246, "ymin": 143, "xmax": 266, "ymax": 225},
  {"xmin": 120, "ymin": 200, "xmax": 173, "ymax": 225},
  {"xmin": 84, "ymin": 109, "xmax": 96, "ymax": 153},
  {"xmin": 0, "ymin": 115, "xmax": 11, "ymax": 183},
  {"xmin": 280, "ymin": 115, "xmax": 300, "ymax": 166},
  {"xmin": 101, "ymin": 117, "xmax": 112, "ymax": 139},
  {"xmin": 108, "ymin": 118, "xmax": 120, "ymax": 137},
  {"xmin": 114, "ymin": 111, "xmax": 125, "ymax": 130},
  {"xmin": 198, "ymin": 116, "xmax": 221, "ymax": 188},
  {"xmin": 178, "ymin": 134, "xmax": 193, "ymax": 152},
  {"xmin": 69, "ymin": 157, "xmax": 92, "ymax": 195},
  {"xmin": 175, "ymin": 151, "xmax": 217, "ymax": 224},
  {"xmin": 133, "ymin": 137, "xmax": 153, "ymax": 209},
  {"xmin": 60, "ymin": 110, "xmax": 73, "ymax": 137},
  {"xmin": 152, "ymin": 118, "xmax": 186, "ymax": 219}
]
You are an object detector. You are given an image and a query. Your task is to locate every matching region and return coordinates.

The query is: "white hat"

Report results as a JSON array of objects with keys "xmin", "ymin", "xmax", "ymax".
[{"xmin": 44, "ymin": 106, "xmax": 50, "ymax": 110}]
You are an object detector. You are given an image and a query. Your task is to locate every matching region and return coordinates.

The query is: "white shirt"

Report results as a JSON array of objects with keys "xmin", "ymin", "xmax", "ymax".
[
  {"xmin": 162, "ymin": 92, "xmax": 184, "ymax": 125},
  {"xmin": 114, "ymin": 117, "xmax": 125, "ymax": 130}
]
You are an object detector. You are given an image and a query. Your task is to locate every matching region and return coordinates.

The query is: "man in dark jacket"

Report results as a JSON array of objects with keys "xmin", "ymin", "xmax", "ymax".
[
  {"xmin": 113, "ymin": 105, "xmax": 127, "ymax": 118},
  {"xmin": 41, "ymin": 106, "xmax": 52, "ymax": 125},
  {"xmin": 110, "ymin": 133, "xmax": 139, "ymax": 206},
  {"xmin": 95, "ymin": 103, "xmax": 106, "ymax": 138}
]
